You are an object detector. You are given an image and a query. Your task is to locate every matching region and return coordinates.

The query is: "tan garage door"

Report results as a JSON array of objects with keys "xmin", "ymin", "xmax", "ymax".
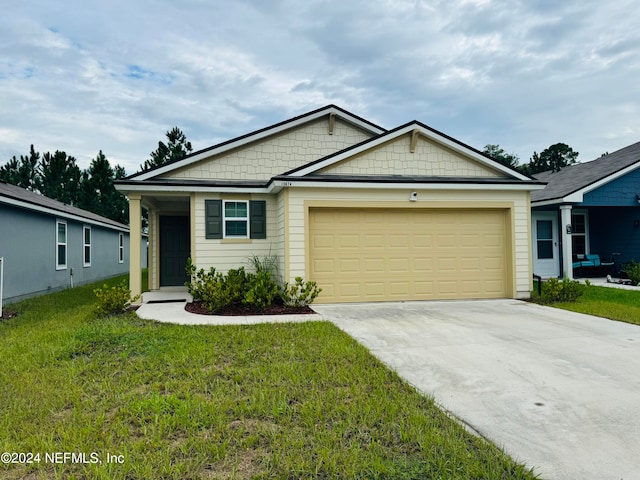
[{"xmin": 309, "ymin": 208, "xmax": 508, "ymax": 303}]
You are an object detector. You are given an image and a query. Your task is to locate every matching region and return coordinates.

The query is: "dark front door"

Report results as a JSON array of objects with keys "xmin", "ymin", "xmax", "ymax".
[{"xmin": 160, "ymin": 216, "xmax": 190, "ymax": 286}]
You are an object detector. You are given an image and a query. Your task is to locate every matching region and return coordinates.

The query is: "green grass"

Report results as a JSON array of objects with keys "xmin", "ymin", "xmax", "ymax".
[
  {"xmin": 1, "ymin": 275, "xmax": 538, "ymax": 479},
  {"xmin": 548, "ymin": 284, "xmax": 640, "ymax": 325}
]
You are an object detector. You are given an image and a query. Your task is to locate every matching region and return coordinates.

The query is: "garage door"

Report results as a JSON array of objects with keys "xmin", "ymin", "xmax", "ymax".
[{"xmin": 309, "ymin": 208, "xmax": 508, "ymax": 303}]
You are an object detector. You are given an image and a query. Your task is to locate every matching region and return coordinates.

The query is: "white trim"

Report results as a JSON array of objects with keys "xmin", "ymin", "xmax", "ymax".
[
  {"xmin": 118, "ymin": 233, "xmax": 124, "ymax": 264},
  {"xmin": 288, "ymin": 123, "xmax": 532, "ymax": 181},
  {"xmin": 222, "ymin": 200, "xmax": 249, "ymax": 238},
  {"xmin": 117, "ymin": 184, "xmax": 271, "ymax": 194},
  {"xmin": 83, "ymin": 225, "xmax": 91, "ymax": 267},
  {"xmin": 274, "ymin": 179, "xmax": 545, "ymax": 191},
  {"xmin": 56, "ymin": 220, "xmax": 67, "ymax": 270},
  {"xmin": 133, "ymin": 106, "xmax": 386, "ymax": 180},
  {"xmin": 570, "ymin": 209, "xmax": 590, "ymax": 256},
  {"xmin": 0, "ymin": 195, "xmax": 128, "ymax": 232}
]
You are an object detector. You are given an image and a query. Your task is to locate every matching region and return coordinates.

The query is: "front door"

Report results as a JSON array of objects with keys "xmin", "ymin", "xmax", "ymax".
[
  {"xmin": 532, "ymin": 211, "xmax": 560, "ymax": 278},
  {"xmin": 160, "ymin": 216, "xmax": 190, "ymax": 286}
]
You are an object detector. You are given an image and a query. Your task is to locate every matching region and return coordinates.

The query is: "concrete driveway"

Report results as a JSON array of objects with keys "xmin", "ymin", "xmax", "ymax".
[{"xmin": 313, "ymin": 299, "xmax": 640, "ymax": 480}]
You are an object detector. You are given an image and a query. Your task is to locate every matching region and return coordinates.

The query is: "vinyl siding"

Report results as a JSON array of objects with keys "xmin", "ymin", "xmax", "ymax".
[
  {"xmin": 162, "ymin": 118, "xmax": 374, "ymax": 181},
  {"xmin": 0, "ymin": 204, "xmax": 130, "ymax": 303},
  {"xmin": 192, "ymin": 192, "xmax": 284, "ymax": 279},
  {"xmin": 317, "ymin": 135, "xmax": 504, "ymax": 178}
]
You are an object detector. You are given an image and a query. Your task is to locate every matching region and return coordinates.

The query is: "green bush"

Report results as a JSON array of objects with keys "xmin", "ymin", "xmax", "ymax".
[
  {"xmin": 541, "ymin": 277, "xmax": 586, "ymax": 303},
  {"xmin": 624, "ymin": 260, "xmax": 640, "ymax": 285},
  {"xmin": 244, "ymin": 270, "xmax": 279, "ymax": 309},
  {"xmin": 281, "ymin": 277, "xmax": 322, "ymax": 307},
  {"xmin": 93, "ymin": 280, "xmax": 140, "ymax": 316}
]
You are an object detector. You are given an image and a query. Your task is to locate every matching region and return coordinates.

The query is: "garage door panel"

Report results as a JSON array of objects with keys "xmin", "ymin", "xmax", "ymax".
[{"xmin": 309, "ymin": 208, "xmax": 507, "ymax": 303}]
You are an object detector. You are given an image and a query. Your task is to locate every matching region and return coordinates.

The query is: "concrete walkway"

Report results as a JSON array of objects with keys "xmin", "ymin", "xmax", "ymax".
[
  {"xmin": 312, "ymin": 299, "xmax": 640, "ymax": 480},
  {"xmin": 136, "ymin": 289, "xmax": 322, "ymax": 325}
]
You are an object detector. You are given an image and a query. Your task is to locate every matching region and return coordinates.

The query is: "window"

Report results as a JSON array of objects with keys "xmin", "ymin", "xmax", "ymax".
[
  {"xmin": 223, "ymin": 200, "xmax": 249, "ymax": 238},
  {"xmin": 119, "ymin": 233, "xmax": 124, "ymax": 263},
  {"xmin": 205, "ymin": 199, "xmax": 266, "ymax": 240},
  {"xmin": 83, "ymin": 226, "xmax": 91, "ymax": 267},
  {"xmin": 56, "ymin": 220, "xmax": 67, "ymax": 270},
  {"xmin": 571, "ymin": 212, "xmax": 588, "ymax": 256},
  {"xmin": 536, "ymin": 220, "xmax": 553, "ymax": 259}
]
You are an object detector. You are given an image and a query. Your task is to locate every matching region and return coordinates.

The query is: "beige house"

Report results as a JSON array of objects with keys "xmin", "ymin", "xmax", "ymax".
[{"xmin": 116, "ymin": 105, "xmax": 544, "ymax": 303}]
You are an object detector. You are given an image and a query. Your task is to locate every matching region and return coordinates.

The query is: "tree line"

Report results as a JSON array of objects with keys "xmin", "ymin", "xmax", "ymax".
[
  {"xmin": 0, "ymin": 127, "xmax": 192, "ymax": 225},
  {"xmin": 482, "ymin": 142, "xmax": 580, "ymax": 175}
]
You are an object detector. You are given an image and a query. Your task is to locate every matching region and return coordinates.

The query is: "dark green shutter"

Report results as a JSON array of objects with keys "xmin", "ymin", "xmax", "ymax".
[
  {"xmin": 205, "ymin": 200, "xmax": 222, "ymax": 239},
  {"xmin": 249, "ymin": 200, "xmax": 266, "ymax": 239}
]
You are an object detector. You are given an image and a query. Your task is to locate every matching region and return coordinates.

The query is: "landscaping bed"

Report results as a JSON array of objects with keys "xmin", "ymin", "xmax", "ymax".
[{"xmin": 185, "ymin": 298, "xmax": 315, "ymax": 316}]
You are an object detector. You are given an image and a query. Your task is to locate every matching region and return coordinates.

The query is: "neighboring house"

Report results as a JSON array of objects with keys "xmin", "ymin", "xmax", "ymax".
[
  {"xmin": 531, "ymin": 141, "xmax": 640, "ymax": 278},
  {"xmin": 116, "ymin": 105, "xmax": 544, "ymax": 303},
  {"xmin": 0, "ymin": 181, "xmax": 145, "ymax": 304}
]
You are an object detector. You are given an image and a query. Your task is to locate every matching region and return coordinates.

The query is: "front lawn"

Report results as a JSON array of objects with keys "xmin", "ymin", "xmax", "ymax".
[
  {"xmin": 1, "ymin": 275, "xmax": 537, "ymax": 479},
  {"xmin": 533, "ymin": 282, "xmax": 640, "ymax": 326}
]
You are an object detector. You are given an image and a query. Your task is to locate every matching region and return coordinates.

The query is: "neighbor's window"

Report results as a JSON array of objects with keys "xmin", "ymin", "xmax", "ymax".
[
  {"xmin": 119, "ymin": 233, "xmax": 124, "ymax": 263},
  {"xmin": 56, "ymin": 220, "xmax": 67, "ymax": 270},
  {"xmin": 536, "ymin": 220, "xmax": 553, "ymax": 259},
  {"xmin": 223, "ymin": 200, "xmax": 249, "ymax": 238},
  {"xmin": 571, "ymin": 212, "xmax": 587, "ymax": 256},
  {"xmin": 83, "ymin": 226, "xmax": 91, "ymax": 267}
]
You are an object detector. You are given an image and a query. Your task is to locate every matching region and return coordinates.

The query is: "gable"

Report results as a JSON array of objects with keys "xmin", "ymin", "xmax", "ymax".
[
  {"xmin": 582, "ymin": 167, "xmax": 640, "ymax": 206},
  {"xmin": 315, "ymin": 133, "xmax": 506, "ymax": 178},
  {"xmin": 159, "ymin": 117, "xmax": 375, "ymax": 181}
]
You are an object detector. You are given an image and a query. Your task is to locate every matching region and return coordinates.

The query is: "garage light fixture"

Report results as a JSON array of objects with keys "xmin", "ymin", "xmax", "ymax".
[{"xmin": 409, "ymin": 192, "xmax": 418, "ymax": 202}]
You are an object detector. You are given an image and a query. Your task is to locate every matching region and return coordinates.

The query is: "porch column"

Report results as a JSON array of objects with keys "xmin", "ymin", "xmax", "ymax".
[
  {"xmin": 129, "ymin": 194, "xmax": 142, "ymax": 302},
  {"xmin": 560, "ymin": 205, "xmax": 573, "ymax": 279}
]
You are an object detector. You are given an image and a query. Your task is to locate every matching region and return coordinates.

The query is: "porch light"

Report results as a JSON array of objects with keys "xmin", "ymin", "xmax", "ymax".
[{"xmin": 636, "ymin": 194, "xmax": 640, "ymax": 204}]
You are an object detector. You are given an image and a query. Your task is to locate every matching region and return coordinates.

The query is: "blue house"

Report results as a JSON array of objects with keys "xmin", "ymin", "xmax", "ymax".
[
  {"xmin": 531, "ymin": 141, "xmax": 640, "ymax": 278},
  {"xmin": 0, "ymin": 181, "xmax": 145, "ymax": 304}
]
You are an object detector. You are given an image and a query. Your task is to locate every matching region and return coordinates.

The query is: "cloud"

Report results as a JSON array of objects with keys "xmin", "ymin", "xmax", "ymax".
[{"xmin": 0, "ymin": 0, "xmax": 638, "ymax": 174}]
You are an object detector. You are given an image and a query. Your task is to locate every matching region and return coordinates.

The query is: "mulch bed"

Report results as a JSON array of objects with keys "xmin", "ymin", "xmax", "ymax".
[
  {"xmin": 0, "ymin": 309, "xmax": 18, "ymax": 321},
  {"xmin": 185, "ymin": 300, "xmax": 315, "ymax": 316}
]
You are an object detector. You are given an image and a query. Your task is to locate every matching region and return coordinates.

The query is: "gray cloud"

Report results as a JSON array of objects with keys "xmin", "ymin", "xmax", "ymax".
[{"xmin": 0, "ymin": 0, "xmax": 638, "ymax": 174}]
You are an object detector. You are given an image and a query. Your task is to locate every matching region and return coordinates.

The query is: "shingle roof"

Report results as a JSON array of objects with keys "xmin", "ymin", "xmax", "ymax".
[
  {"xmin": 531, "ymin": 141, "xmax": 640, "ymax": 203},
  {"xmin": 0, "ymin": 181, "xmax": 129, "ymax": 230}
]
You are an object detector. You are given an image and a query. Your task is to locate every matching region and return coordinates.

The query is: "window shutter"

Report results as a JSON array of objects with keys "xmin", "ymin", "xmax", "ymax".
[
  {"xmin": 249, "ymin": 200, "xmax": 266, "ymax": 239},
  {"xmin": 205, "ymin": 200, "xmax": 222, "ymax": 239}
]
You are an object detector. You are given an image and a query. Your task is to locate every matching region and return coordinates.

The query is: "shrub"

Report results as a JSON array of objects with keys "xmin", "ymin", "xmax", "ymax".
[
  {"xmin": 247, "ymin": 254, "xmax": 280, "ymax": 284},
  {"xmin": 624, "ymin": 260, "xmax": 640, "ymax": 285},
  {"xmin": 281, "ymin": 277, "xmax": 322, "ymax": 307},
  {"xmin": 541, "ymin": 277, "xmax": 586, "ymax": 303},
  {"xmin": 94, "ymin": 280, "xmax": 140, "ymax": 316},
  {"xmin": 244, "ymin": 270, "xmax": 279, "ymax": 309}
]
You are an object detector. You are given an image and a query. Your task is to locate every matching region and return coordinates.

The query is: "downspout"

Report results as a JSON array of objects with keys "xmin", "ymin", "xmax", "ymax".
[{"xmin": 70, "ymin": 267, "xmax": 74, "ymax": 288}]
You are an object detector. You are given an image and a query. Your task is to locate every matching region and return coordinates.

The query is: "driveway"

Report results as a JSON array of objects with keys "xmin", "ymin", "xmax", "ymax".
[{"xmin": 313, "ymin": 299, "xmax": 640, "ymax": 480}]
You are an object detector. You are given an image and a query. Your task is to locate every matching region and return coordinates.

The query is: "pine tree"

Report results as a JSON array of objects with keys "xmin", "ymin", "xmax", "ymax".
[
  {"xmin": 39, "ymin": 151, "xmax": 82, "ymax": 205},
  {"xmin": 140, "ymin": 127, "xmax": 192, "ymax": 171},
  {"xmin": 0, "ymin": 145, "xmax": 41, "ymax": 190}
]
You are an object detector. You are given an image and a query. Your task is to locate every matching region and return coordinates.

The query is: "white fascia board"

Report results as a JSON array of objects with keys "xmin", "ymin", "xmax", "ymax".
[
  {"xmin": 531, "ymin": 199, "xmax": 565, "ymax": 208},
  {"xmin": 117, "ymin": 184, "xmax": 272, "ymax": 194},
  {"xmin": 0, "ymin": 196, "xmax": 128, "ymax": 232},
  {"xmin": 290, "ymin": 123, "xmax": 530, "ymax": 180},
  {"xmin": 135, "ymin": 107, "xmax": 385, "ymax": 181},
  {"xmin": 273, "ymin": 179, "xmax": 545, "ymax": 191}
]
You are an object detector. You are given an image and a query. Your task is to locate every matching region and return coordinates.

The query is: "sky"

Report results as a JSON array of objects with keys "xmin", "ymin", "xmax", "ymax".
[{"xmin": 1, "ymin": 0, "xmax": 639, "ymax": 175}]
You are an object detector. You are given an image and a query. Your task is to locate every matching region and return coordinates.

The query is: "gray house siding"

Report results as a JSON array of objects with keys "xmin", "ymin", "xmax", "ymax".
[{"xmin": 0, "ymin": 203, "xmax": 131, "ymax": 304}]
